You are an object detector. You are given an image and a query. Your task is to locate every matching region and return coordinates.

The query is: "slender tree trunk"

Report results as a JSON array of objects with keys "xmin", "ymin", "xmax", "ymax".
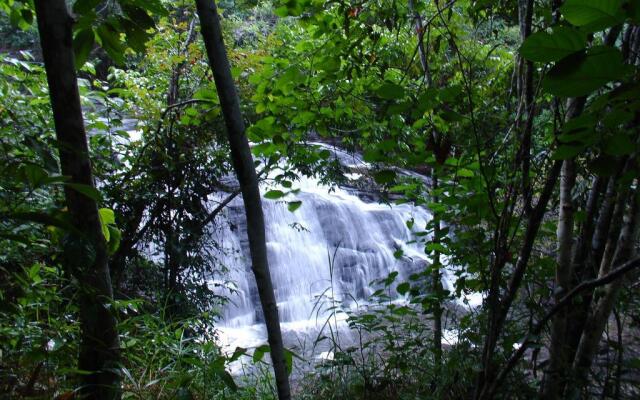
[
  {"xmin": 410, "ymin": 1, "xmax": 441, "ymax": 370},
  {"xmin": 570, "ymin": 185, "xmax": 640, "ymax": 394},
  {"xmin": 542, "ymin": 158, "xmax": 576, "ymax": 398},
  {"xmin": 517, "ymin": 0, "xmax": 534, "ymax": 212},
  {"xmin": 431, "ymin": 174, "xmax": 443, "ymax": 370},
  {"xmin": 476, "ymin": 97, "xmax": 585, "ymax": 400},
  {"xmin": 613, "ymin": 307, "xmax": 624, "ymax": 399},
  {"xmin": 193, "ymin": 1, "xmax": 291, "ymax": 399},
  {"xmin": 474, "ymin": 159, "xmax": 561, "ymax": 400},
  {"xmin": 167, "ymin": 18, "xmax": 198, "ymax": 105},
  {"xmin": 408, "ymin": 0, "xmax": 432, "ymax": 85},
  {"xmin": 542, "ymin": 36, "xmax": 625, "ymax": 397},
  {"xmin": 34, "ymin": 1, "xmax": 120, "ymax": 398}
]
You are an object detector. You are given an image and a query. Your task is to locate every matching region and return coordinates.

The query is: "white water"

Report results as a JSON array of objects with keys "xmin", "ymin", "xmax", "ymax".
[
  {"xmin": 213, "ymin": 174, "xmax": 430, "ymax": 348},
  {"xmin": 208, "ymin": 145, "xmax": 482, "ymax": 358}
]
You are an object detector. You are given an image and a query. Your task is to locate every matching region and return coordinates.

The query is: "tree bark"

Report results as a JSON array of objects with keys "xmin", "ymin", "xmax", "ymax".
[
  {"xmin": 431, "ymin": 174, "xmax": 443, "ymax": 370},
  {"xmin": 476, "ymin": 97, "xmax": 585, "ymax": 400},
  {"xmin": 542, "ymin": 158, "xmax": 576, "ymax": 399},
  {"xmin": 408, "ymin": 0, "xmax": 432, "ymax": 85},
  {"xmin": 193, "ymin": 1, "xmax": 291, "ymax": 399},
  {"xmin": 570, "ymin": 185, "xmax": 640, "ymax": 394},
  {"xmin": 34, "ymin": 1, "xmax": 120, "ymax": 398},
  {"xmin": 484, "ymin": 255, "xmax": 640, "ymax": 399},
  {"xmin": 517, "ymin": 0, "xmax": 534, "ymax": 212},
  {"xmin": 475, "ymin": 159, "xmax": 561, "ymax": 400}
]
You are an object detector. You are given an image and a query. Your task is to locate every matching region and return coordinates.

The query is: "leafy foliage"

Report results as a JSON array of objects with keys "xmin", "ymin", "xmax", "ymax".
[{"xmin": 1, "ymin": 0, "xmax": 640, "ymax": 398}]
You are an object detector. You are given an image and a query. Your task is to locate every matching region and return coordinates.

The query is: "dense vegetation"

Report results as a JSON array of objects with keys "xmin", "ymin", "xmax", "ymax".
[{"xmin": 1, "ymin": 0, "xmax": 639, "ymax": 399}]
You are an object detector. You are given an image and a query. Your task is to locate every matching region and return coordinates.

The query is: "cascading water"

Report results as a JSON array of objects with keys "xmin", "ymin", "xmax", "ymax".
[
  {"xmin": 215, "ymin": 175, "xmax": 432, "ymax": 322},
  {"xmin": 209, "ymin": 145, "xmax": 446, "ymax": 353}
]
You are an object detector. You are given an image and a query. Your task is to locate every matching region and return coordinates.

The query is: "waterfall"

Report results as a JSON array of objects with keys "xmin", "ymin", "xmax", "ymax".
[
  {"xmin": 208, "ymin": 145, "xmax": 443, "ymax": 352},
  {"xmin": 215, "ymin": 175, "xmax": 432, "ymax": 325}
]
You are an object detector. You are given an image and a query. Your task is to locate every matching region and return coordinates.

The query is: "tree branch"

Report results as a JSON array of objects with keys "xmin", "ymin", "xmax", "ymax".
[{"xmin": 484, "ymin": 256, "xmax": 640, "ymax": 399}]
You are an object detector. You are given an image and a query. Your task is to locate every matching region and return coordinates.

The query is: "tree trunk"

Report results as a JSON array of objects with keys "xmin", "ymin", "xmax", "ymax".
[
  {"xmin": 193, "ymin": 1, "xmax": 291, "ymax": 399},
  {"xmin": 476, "ymin": 97, "xmax": 585, "ymax": 400},
  {"xmin": 570, "ymin": 185, "xmax": 640, "ymax": 394},
  {"xmin": 517, "ymin": 0, "xmax": 534, "ymax": 212},
  {"xmin": 542, "ymin": 158, "xmax": 576, "ymax": 399},
  {"xmin": 34, "ymin": 1, "xmax": 120, "ymax": 398},
  {"xmin": 431, "ymin": 174, "xmax": 443, "ymax": 370},
  {"xmin": 474, "ymin": 158, "xmax": 561, "ymax": 400},
  {"xmin": 408, "ymin": 0, "xmax": 432, "ymax": 85}
]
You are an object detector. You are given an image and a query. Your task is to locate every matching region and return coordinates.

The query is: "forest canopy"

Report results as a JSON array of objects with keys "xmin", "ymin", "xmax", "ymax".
[{"xmin": 1, "ymin": 0, "xmax": 640, "ymax": 399}]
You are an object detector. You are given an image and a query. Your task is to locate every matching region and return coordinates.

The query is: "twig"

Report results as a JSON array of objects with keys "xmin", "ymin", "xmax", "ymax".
[{"xmin": 484, "ymin": 256, "xmax": 640, "ymax": 399}]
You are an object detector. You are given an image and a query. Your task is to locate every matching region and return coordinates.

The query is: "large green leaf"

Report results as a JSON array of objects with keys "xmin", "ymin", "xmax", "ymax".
[
  {"xmin": 376, "ymin": 82, "xmax": 405, "ymax": 100},
  {"xmin": 96, "ymin": 23, "xmax": 125, "ymax": 65},
  {"xmin": 560, "ymin": 0, "xmax": 625, "ymax": 32},
  {"xmin": 73, "ymin": 28, "xmax": 95, "ymax": 69},
  {"xmin": 107, "ymin": 225, "xmax": 121, "ymax": 255},
  {"xmin": 287, "ymin": 201, "xmax": 302, "ymax": 212},
  {"xmin": 120, "ymin": 5, "xmax": 156, "ymax": 30},
  {"xmin": 373, "ymin": 170, "xmax": 397, "ymax": 184},
  {"xmin": 120, "ymin": 18, "xmax": 150, "ymax": 53},
  {"xmin": 98, "ymin": 208, "xmax": 116, "ymax": 241},
  {"xmin": 73, "ymin": 0, "xmax": 101, "ymax": 14},
  {"xmin": 264, "ymin": 190, "xmax": 285, "ymax": 199},
  {"xmin": 252, "ymin": 344, "xmax": 270, "ymax": 363},
  {"xmin": 520, "ymin": 27, "xmax": 586, "ymax": 62},
  {"xmin": 66, "ymin": 183, "xmax": 103, "ymax": 202},
  {"xmin": 630, "ymin": 1, "xmax": 640, "ymax": 23},
  {"xmin": 543, "ymin": 46, "xmax": 627, "ymax": 97},
  {"xmin": 603, "ymin": 133, "xmax": 635, "ymax": 156},
  {"xmin": 123, "ymin": 0, "xmax": 168, "ymax": 16}
]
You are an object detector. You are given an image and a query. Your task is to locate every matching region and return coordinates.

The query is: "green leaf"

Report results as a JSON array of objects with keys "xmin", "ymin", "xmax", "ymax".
[
  {"xmin": 73, "ymin": 28, "xmax": 95, "ymax": 69},
  {"xmin": 376, "ymin": 82, "xmax": 405, "ymax": 100},
  {"xmin": 121, "ymin": 18, "xmax": 150, "ymax": 53},
  {"xmin": 284, "ymin": 348, "xmax": 294, "ymax": 375},
  {"xmin": 107, "ymin": 225, "xmax": 121, "ymax": 255},
  {"xmin": 218, "ymin": 371, "xmax": 238, "ymax": 391},
  {"xmin": 264, "ymin": 190, "xmax": 285, "ymax": 199},
  {"xmin": 629, "ymin": 1, "xmax": 640, "ymax": 23},
  {"xmin": 193, "ymin": 87, "xmax": 217, "ymax": 100},
  {"xmin": 543, "ymin": 46, "xmax": 627, "ymax": 97},
  {"xmin": 126, "ymin": 0, "xmax": 168, "ymax": 16},
  {"xmin": 561, "ymin": 0, "xmax": 625, "ymax": 32},
  {"xmin": 66, "ymin": 183, "xmax": 103, "ymax": 202},
  {"xmin": 19, "ymin": 8, "xmax": 33, "ymax": 26},
  {"xmin": 520, "ymin": 27, "xmax": 586, "ymax": 62},
  {"xmin": 603, "ymin": 133, "xmax": 635, "ymax": 156},
  {"xmin": 274, "ymin": 0, "xmax": 304, "ymax": 16},
  {"xmin": 228, "ymin": 347, "xmax": 246, "ymax": 363},
  {"xmin": 96, "ymin": 23, "xmax": 125, "ymax": 65},
  {"xmin": 373, "ymin": 170, "xmax": 396, "ymax": 184},
  {"xmin": 588, "ymin": 156, "xmax": 617, "ymax": 176},
  {"xmin": 73, "ymin": 0, "xmax": 101, "ymax": 14},
  {"xmin": 98, "ymin": 208, "xmax": 115, "ymax": 241},
  {"xmin": 21, "ymin": 164, "xmax": 48, "ymax": 187},
  {"xmin": 396, "ymin": 282, "xmax": 410, "ymax": 295},
  {"xmin": 287, "ymin": 201, "xmax": 302, "ymax": 212},
  {"xmin": 457, "ymin": 168, "xmax": 474, "ymax": 178},
  {"xmin": 426, "ymin": 242, "xmax": 447, "ymax": 253},
  {"xmin": 121, "ymin": 5, "xmax": 156, "ymax": 30},
  {"xmin": 98, "ymin": 208, "xmax": 115, "ymax": 225},
  {"xmin": 253, "ymin": 344, "xmax": 270, "ymax": 363},
  {"xmin": 383, "ymin": 271, "xmax": 400, "ymax": 286},
  {"xmin": 552, "ymin": 144, "xmax": 585, "ymax": 160}
]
